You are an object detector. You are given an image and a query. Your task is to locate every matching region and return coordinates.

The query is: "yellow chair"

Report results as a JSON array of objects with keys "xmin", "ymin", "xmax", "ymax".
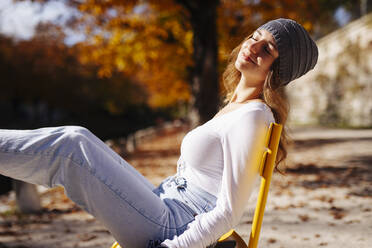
[
  {"xmin": 217, "ymin": 122, "xmax": 282, "ymax": 248},
  {"xmin": 111, "ymin": 123, "xmax": 282, "ymax": 248}
]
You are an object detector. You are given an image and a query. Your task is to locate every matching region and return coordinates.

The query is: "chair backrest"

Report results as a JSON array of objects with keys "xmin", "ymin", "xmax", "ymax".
[
  {"xmin": 247, "ymin": 122, "xmax": 282, "ymax": 248},
  {"xmin": 217, "ymin": 122, "xmax": 282, "ymax": 248}
]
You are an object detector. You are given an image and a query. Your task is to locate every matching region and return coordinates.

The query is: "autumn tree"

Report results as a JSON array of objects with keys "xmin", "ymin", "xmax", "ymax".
[
  {"xmin": 73, "ymin": 1, "xmax": 192, "ymax": 110},
  {"xmin": 64, "ymin": 0, "xmax": 328, "ymax": 125},
  {"xmin": 173, "ymin": 0, "xmax": 219, "ymax": 125},
  {"xmin": 41, "ymin": 0, "xmax": 219, "ymax": 125}
]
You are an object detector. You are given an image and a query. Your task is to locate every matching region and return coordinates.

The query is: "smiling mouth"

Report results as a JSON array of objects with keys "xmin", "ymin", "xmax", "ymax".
[{"xmin": 242, "ymin": 53, "xmax": 257, "ymax": 65}]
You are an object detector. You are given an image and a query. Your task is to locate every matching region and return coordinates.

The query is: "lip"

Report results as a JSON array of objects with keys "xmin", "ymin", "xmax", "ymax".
[{"xmin": 242, "ymin": 52, "xmax": 257, "ymax": 65}]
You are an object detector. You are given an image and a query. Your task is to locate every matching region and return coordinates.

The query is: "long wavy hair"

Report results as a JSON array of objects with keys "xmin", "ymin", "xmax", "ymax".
[{"xmin": 222, "ymin": 35, "xmax": 289, "ymax": 169}]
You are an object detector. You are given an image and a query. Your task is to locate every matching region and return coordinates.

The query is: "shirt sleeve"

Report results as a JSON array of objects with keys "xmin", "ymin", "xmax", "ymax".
[{"xmin": 161, "ymin": 109, "xmax": 270, "ymax": 248}]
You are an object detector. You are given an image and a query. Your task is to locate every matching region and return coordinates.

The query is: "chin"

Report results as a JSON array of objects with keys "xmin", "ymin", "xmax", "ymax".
[
  {"xmin": 236, "ymin": 64, "xmax": 257, "ymax": 76},
  {"xmin": 235, "ymin": 61, "xmax": 250, "ymax": 73}
]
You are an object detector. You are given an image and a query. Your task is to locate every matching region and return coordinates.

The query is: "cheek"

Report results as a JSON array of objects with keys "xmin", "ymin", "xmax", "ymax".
[
  {"xmin": 261, "ymin": 57, "xmax": 274, "ymax": 70},
  {"xmin": 234, "ymin": 55, "xmax": 244, "ymax": 70},
  {"xmin": 236, "ymin": 50, "xmax": 244, "ymax": 60}
]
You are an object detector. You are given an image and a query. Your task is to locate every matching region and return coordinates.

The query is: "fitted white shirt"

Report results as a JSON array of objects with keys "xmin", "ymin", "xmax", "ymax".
[{"xmin": 162, "ymin": 101, "xmax": 275, "ymax": 248}]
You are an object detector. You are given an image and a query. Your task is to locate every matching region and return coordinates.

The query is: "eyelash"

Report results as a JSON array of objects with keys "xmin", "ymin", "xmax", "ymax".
[{"xmin": 264, "ymin": 46, "xmax": 271, "ymax": 55}]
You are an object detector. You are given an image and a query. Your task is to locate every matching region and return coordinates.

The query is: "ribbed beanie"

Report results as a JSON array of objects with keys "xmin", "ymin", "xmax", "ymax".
[{"xmin": 258, "ymin": 18, "xmax": 318, "ymax": 86}]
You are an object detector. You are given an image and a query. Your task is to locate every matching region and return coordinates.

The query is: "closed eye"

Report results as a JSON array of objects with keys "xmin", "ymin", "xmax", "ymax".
[
  {"xmin": 251, "ymin": 34, "xmax": 273, "ymax": 56},
  {"xmin": 264, "ymin": 45, "xmax": 272, "ymax": 56}
]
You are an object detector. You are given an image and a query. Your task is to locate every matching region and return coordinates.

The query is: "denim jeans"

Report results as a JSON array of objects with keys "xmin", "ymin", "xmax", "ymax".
[{"xmin": 0, "ymin": 126, "xmax": 217, "ymax": 248}]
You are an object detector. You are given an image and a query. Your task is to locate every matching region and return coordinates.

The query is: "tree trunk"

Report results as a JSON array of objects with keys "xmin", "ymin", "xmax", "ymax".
[
  {"xmin": 361, "ymin": 0, "xmax": 368, "ymax": 16},
  {"xmin": 177, "ymin": 0, "xmax": 220, "ymax": 126}
]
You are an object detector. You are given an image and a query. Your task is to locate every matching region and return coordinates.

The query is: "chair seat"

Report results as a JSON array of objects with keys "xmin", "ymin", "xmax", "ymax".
[
  {"xmin": 217, "ymin": 229, "xmax": 247, "ymax": 248},
  {"xmin": 111, "ymin": 242, "xmax": 120, "ymax": 248}
]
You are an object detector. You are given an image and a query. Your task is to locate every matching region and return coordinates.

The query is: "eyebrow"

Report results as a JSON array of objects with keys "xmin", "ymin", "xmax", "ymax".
[{"xmin": 256, "ymin": 30, "xmax": 278, "ymax": 51}]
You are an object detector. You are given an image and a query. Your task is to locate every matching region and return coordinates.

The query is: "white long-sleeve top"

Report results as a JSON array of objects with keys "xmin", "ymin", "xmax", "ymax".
[{"xmin": 162, "ymin": 101, "xmax": 275, "ymax": 248}]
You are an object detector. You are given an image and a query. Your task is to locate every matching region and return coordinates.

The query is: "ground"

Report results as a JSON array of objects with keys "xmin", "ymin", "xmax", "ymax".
[{"xmin": 0, "ymin": 124, "xmax": 371, "ymax": 248}]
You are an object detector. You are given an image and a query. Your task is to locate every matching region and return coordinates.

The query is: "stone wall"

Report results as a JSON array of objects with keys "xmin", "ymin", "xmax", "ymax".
[{"xmin": 286, "ymin": 13, "xmax": 372, "ymax": 127}]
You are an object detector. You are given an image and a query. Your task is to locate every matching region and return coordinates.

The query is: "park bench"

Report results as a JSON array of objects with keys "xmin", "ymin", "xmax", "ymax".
[{"xmin": 111, "ymin": 122, "xmax": 282, "ymax": 248}]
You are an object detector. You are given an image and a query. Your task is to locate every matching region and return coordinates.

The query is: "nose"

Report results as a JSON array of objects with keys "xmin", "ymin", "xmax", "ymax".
[{"xmin": 249, "ymin": 39, "xmax": 264, "ymax": 54}]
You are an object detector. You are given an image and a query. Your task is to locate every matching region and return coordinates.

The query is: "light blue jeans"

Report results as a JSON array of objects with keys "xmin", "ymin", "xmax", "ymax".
[{"xmin": 0, "ymin": 126, "xmax": 217, "ymax": 248}]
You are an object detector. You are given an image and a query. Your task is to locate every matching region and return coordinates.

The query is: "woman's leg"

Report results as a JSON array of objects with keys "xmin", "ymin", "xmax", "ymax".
[{"xmin": 0, "ymin": 126, "xmax": 193, "ymax": 247}]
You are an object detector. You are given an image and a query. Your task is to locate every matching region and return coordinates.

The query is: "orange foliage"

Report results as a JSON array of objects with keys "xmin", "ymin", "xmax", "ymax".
[
  {"xmin": 73, "ymin": 0, "xmax": 192, "ymax": 108},
  {"xmin": 69, "ymin": 0, "xmax": 320, "ymax": 108}
]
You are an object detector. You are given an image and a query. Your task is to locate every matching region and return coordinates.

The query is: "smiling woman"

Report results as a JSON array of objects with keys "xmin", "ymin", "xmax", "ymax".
[
  {"xmin": 222, "ymin": 18, "xmax": 318, "ymax": 176},
  {"xmin": 234, "ymin": 29, "xmax": 279, "ymax": 86},
  {"xmin": 0, "ymin": 18, "xmax": 318, "ymax": 248}
]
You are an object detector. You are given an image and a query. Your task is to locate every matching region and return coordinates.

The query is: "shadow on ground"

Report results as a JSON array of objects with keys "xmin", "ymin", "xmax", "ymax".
[
  {"xmin": 285, "ymin": 155, "xmax": 372, "ymax": 196},
  {"xmin": 292, "ymin": 137, "xmax": 372, "ymax": 150}
]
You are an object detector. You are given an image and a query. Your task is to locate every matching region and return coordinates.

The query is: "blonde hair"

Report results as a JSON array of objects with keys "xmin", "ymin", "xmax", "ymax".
[{"xmin": 222, "ymin": 36, "xmax": 289, "ymax": 169}]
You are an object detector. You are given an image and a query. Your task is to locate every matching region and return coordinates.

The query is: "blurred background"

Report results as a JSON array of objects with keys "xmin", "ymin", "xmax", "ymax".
[
  {"xmin": 0, "ymin": 0, "xmax": 370, "ymax": 137},
  {"xmin": 0, "ymin": 0, "xmax": 371, "ymax": 247}
]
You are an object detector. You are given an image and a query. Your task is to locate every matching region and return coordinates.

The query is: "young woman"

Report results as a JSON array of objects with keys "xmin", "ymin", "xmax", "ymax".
[{"xmin": 0, "ymin": 18, "xmax": 318, "ymax": 248}]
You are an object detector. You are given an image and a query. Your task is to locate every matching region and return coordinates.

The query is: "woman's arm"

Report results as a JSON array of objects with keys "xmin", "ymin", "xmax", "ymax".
[{"xmin": 162, "ymin": 109, "xmax": 271, "ymax": 248}]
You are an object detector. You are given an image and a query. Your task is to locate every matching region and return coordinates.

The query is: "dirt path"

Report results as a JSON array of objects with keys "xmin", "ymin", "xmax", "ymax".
[{"xmin": 0, "ymin": 125, "xmax": 371, "ymax": 248}]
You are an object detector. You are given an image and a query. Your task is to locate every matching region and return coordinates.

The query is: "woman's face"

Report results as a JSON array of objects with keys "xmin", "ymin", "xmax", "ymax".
[{"xmin": 235, "ymin": 29, "xmax": 279, "ymax": 83}]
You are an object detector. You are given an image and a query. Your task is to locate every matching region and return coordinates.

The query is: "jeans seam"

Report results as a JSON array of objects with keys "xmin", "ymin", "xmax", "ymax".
[{"xmin": 0, "ymin": 149, "xmax": 189, "ymax": 230}]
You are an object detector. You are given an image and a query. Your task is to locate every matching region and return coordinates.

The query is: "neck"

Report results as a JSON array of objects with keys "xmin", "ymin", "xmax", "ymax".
[{"xmin": 230, "ymin": 75, "xmax": 264, "ymax": 104}]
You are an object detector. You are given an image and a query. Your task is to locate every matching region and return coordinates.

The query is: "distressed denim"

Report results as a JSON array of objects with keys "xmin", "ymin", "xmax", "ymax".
[{"xmin": 0, "ymin": 126, "xmax": 216, "ymax": 248}]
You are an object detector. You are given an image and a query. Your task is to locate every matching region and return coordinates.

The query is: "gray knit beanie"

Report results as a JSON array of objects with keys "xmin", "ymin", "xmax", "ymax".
[{"xmin": 258, "ymin": 18, "xmax": 318, "ymax": 86}]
